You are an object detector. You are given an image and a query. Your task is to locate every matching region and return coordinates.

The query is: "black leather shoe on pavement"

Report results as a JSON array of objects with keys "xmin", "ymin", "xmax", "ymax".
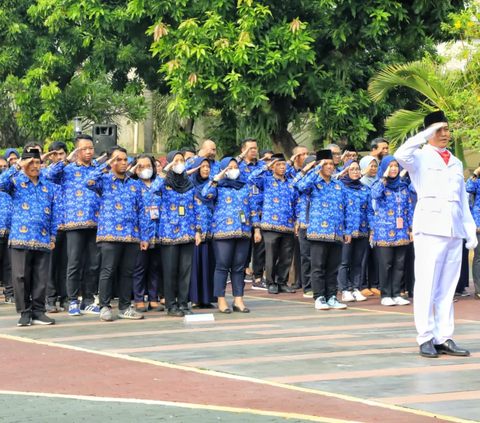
[
  {"xmin": 268, "ymin": 284, "xmax": 279, "ymax": 294},
  {"xmin": 290, "ymin": 282, "xmax": 301, "ymax": 290},
  {"xmin": 167, "ymin": 307, "xmax": 184, "ymax": 317},
  {"xmin": 434, "ymin": 339, "xmax": 470, "ymax": 356},
  {"xmin": 232, "ymin": 302, "xmax": 250, "ymax": 313},
  {"xmin": 419, "ymin": 339, "xmax": 438, "ymax": 358},
  {"xmin": 278, "ymin": 285, "xmax": 296, "ymax": 294}
]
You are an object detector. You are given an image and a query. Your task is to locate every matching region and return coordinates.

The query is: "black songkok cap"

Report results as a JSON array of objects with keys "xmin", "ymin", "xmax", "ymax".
[
  {"xmin": 342, "ymin": 144, "xmax": 356, "ymax": 153},
  {"xmin": 271, "ymin": 153, "xmax": 286, "ymax": 162},
  {"xmin": 21, "ymin": 150, "xmax": 41, "ymax": 160},
  {"xmin": 316, "ymin": 150, "xmax": 333, "ymax": 161},
  {"xmin": 424, "ymin": 110, "xmax": 448, "ymax": 129}
]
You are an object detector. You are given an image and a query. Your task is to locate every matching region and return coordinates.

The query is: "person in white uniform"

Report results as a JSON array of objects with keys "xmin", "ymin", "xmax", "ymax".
[{"xmin": 395, "ymin": 110, "xmax": 477, "ymax": 358}]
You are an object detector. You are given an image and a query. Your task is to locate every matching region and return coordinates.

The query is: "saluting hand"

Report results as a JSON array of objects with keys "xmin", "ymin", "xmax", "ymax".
[
  {"xmin": 212, "ymin": 166, "xmax": 231, "ymax": 182},
  {"xmin": 187, "ymin": 165, "xmax": 201, "ymax": 176},
  {"xmin": 67, "ymin": 148, "xmax": 80, "ymax": 163},
  {"xmin": 302, "ymin": 160, "xmax": 316, "ymax": 173},
  {"xmin": 420, "ymin": 122, "xmax": 445, "ymax": 141},
  {"xmin": 239, "ymin": 145, "xmax": 252, "ymax": 160},
  {"xmin": 266, "ymin": 158, "xmax": 278, "ymax": 170},
  {"xmin": 41, "ymin": 151, "xmax": 56, "ymax": 163},
  {"xmin": 383, "ymin": 166, "xmax": 390, "ymax": 178},
  {"xmin": 19, "ymin": 157, "xmax": 33, "ymax": 169},
  {"xmin": 105, "ymin": 153, "xmax": 120, "ymax": 167}
]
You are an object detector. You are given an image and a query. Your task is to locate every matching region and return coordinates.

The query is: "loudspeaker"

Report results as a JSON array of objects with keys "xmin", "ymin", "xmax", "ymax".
[{"xmin": 93, "ymin": 124, "xmax": 117, "ymax": 155}]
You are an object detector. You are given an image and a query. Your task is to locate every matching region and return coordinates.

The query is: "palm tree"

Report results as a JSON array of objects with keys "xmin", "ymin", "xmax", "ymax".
[{"xmin": 368, "ymin": 60, "xmax": 470, "ymax": 167}]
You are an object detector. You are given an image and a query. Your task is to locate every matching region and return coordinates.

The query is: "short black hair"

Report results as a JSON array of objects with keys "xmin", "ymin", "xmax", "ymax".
[
  {"xmin": 371, "ymin": 138, "xmax": 389, "ymax": 150},
  {"xmin": 24, "ymin": 141, "xmax": 43, "ymax": 153},
  {"xmin": 107, "ymin": 145, "xmax": 127, "ymax": 158},
  {"xmin": 241, "ymin": 137, "xmax": 257, "ymax": 149},
  {"xmin": 130, "ymin": 154, "xmax": 157, "ymax": 180},
  {"xmin": 75, "ymin": 134, "xmax": 93, "ymax": 145},
  {"xmin": 48, "ymin": 141, "xmax": 68, "ymax": 153},
  {"xmin": 181, "ymin": 146, "xmax": 196, "ymax": 154}
]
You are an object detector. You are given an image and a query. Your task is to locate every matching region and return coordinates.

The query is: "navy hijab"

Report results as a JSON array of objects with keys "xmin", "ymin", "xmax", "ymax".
[
  {"xmin": 190, "ymin": 157, "xmax": 215, "ymax": 211},
  {"xmin": 217, "ymin": 157, "xmax": 246, "ymax": 190},
  {"xmin": 379, "ymin": 155, "xmax": 401, "ymax": 191},
  {"xmin": 340, "ymin": 160, "xmax": 364, "ymax": 190},
  {"xmin": 165, "ymin": 151, "xmax": 194, "ymax": 194}
]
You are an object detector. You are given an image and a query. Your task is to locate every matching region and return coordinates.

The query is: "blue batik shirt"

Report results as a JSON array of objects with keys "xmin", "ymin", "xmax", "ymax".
[
  {"xmin": 85, "ymin": 165, "xmax": 150, "ymax": 243},
  {"xmin": 44, "ymin": 160, "xmax": 101, "ymax": 230},
  {"xmin": 371, "ymin": 180, "xmax": 413, "ymax": 247},
  {"xmin": 248, "ymin": 166, "xmax": 298, "ymax": 233},
  {"xmin": 0, "ymin": 190, "xmax": 12, "ymax": 239},
  {"xmin": 0, "ymin": 166, "xmax": 57, "ymax": 251},
  {"xmin": 202, "ymin": 182, "xmax": 259, "ymax": 239},
  {"xmin": 185, "ymin": 157, "xmax": 221, "ymax": 179},
  {"xmin": 295, "ymin": 168, "xmax": 348, "ymax": 243},
  {"xmin": 238, "ymin": 158, "xmax": 263, "ymax": 211},
  {"xmin": 291, "ymin": 172, "xmax": 312, "ymax": 229},
  {"xmin": 137, "ymin": 179, "xmax": 163, "ymax": 245},
  {"xmin": 342, "ymin": 185, "xmax": 375, "ymax": 238},
  {"xmin": 151, "ymin": 174, "xmax": 202, "ymax": 245},
  {"xmin": 466, "ymin": 176, "xmax": 480, "ymax": 232}
]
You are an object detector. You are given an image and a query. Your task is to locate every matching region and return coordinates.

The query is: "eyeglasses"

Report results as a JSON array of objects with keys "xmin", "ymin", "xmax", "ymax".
[{"xmin": 332, "ymin": 152, "xmax": 342, "ymax": 157}]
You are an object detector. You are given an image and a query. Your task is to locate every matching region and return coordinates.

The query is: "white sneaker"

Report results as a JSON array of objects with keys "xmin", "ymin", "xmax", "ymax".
[
  {"xmin": 393, "ymin": 296, "xmax": 410, "ymax": 306},
  {"xmin": 314, "ymin": 296, "xmax": 329, "ymax": 310},
  {"xmin": 341, "ymin": 290, "xmax": 355, "ymax": 302},
  {"xmin": 381, "ymin": 297, "xmax": 396, "ymax": 306},
  {"xmin": 303, "ymin": 291, "xmax": 313, "ymax": 298},
  {"xmin": 118, "ymin": 306, "xmax": 144, "ymax": 320},
  {"xmin": 352, "ymin": 288, "xmax": 367, "ymax": 302}
]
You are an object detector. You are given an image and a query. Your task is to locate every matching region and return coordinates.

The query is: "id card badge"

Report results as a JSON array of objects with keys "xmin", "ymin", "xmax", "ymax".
[
  {"xmin": 396, "ymin": 217, "xmax": 404, "ymax": 229},
  {"xmin": 149, "ymin": 206, "xmax": 159, "ymax": 220},
  {"xmin": 178, "ymin": 205, "xmax": 185, "ymax": 217},
  {"xmin": 252, "ymin": 185, "xmax": 259, "ymax": 195},
  {"xmin": 239, "ymin": 211, "xmax": 247, "ymax": 224}
]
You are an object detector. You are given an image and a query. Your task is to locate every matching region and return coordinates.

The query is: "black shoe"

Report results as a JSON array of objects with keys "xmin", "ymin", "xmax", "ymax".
[
  {"xmin": 419, "ymin": 339, "xmax": 439, "ymax": 358},
  {"xmin": 191, "ymin": 303, "xmax": 201, "ymax": 309},
  {"xmin": 268, "ymin": 284, "xmax": 279, "ymax": 294},
  {"xmin": 278, "ymin": 285, "xmax": 296, "ymax": 294},
  {"xmin": 17, "ymin": 312, "xmax": 32, "ymax": 327},
  {"xmin": 201, "ymin": 303, "xmax": 215, "ymax": 309},
  {"xmin": 5, "ymin": 296, "xmax": 15, "ymax": 305},
  {"xmin": 232, "ymin": 302, "xmax": 250, "ymax": 313},
  {"xmin": 218, "ymin": 307, "xmax": 232, "ymax": 314},
  {"xmin": 434, "ymin": 339, "xmax": 470, "ymax": 356},
  {"xmin": 180, "ymin": 306, "xmax": 193, "ymax": 315},
  {"xmin": 290, "ymin": 282, "xmax": 301, "ymax": 290},
  {"xmin": 167, "ymin": 307, "xmax": 184, "ymax": 317},
  {"xmin": 32, "ymin": 313, "xmax": 55, "ymax": 325},
  {"xmin": 455, "ymin": 289, "xmax": 470, "ymax": 297}
]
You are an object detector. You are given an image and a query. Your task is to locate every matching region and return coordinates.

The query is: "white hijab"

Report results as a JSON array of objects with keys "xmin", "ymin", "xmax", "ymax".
[{"xmin": 359, "ymin": 156, "xmax": 379, "ymax": 188}]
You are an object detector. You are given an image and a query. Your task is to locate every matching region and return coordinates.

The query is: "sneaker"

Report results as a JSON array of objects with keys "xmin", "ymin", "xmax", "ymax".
[
  {"xmin": 314, "ymin": 296, "xmax": 329, "ymax": 310},
  {"xmin": 381, "ymin": 297, "xmax": 396, "ymax": 306},
  {"xmin": 118, "ymin": 306, "xmax": 144, "ymax": 320},
  {"xmin": 303, "ymin": 291, "xmax": 313, "ymax": 298},
  {"xmin": 80, "ymin": 302, "xmax": 101, "ymax": 315},
  {"xmin": 327, "ymin": 296, "xmax": 347, "ymax": 310},
  {"xmin": 32, "ymin": 313, "xmax": 55, "ymax": 325},
  {"xmin": 244, "ymin": 273, "xmax": 253, "ymax": 283},
  {"xmin": 59, "ymin": 301, "xmax": 68, "ymax": 312},
  {"xmin": 361, "ymin": 289, "xmax": 374, "ymax": 297},
  {"xmin": 100, "ymin": 306, "xmax": 113, "ymax": 322},
  {"xmin": 370, "ymin": 288, "xmax": 381, "ymax": 296},
  {"xmin": 341, "ymin": 290, "xmax": 355, "ymax": 302},
  {"xmin": 17, "ymin": 312, "xmax": 32, "ymax": 327},
  {"xmin": 46, "ymin": 303, "xmax": 58, "ymax": 313},
  {"xmin": 68, "ymin": 300, "xmax": 81, "ymax": 316},
  {"xmin": 352, "ymin": 288, "xmax": 367, "ymax": 302},
  {"xmin": 94, "ymin": 294, "xmax": 100, "ymax": 305},
  {"xmin": 455, "ymin": 289, "xmax": 470, "ymax": 297},
  {"xmin": 393, "ymin": 296, "xmax": 410, "ymax": 306},
  {"xmin": 252, "ymin": 279, "xmax": 268, "ymax": 291},
  {"xmin": 5, "ymin": 296, "xmax": 15, "ymax": 305}
]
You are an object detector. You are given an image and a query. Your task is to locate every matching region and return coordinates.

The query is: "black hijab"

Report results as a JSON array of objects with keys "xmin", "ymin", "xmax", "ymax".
[
  {"xmin": 165, "ymin": 151, "xmax": 194, "ymax": 194},
  {"xmin": 190, "ymin": 157, "xmax": 215, "ymax": 211}
]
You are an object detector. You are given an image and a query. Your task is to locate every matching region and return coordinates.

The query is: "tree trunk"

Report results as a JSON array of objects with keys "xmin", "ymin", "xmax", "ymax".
[
  {"xmin": 143, "ymin": 89, "xmax": 154, "ymax": 153},
  {"xmin": 270, "ymin": 123, "xmax": 297, "ymax": 156},
  {"xmin": 455, "ymin": 136, "xmax": 467, "ymax": 170}
]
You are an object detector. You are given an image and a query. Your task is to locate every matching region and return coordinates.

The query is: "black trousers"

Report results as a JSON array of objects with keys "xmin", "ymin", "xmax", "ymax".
[
  {"xmin": 298, "ymin": 228, "xmax": 311, "ymax": 292},
  {"xmin": 66, "ymin": 229, "xmax": 100, "ymax": 304},
  {"xmin": 245, "ymin": 228, "xmax": 266, "ymax": 279},
  {"xmin": 377, "ymin": 245, "xmax": 407, "ymax": 298},
  {"xmin": 161, "ymin": 242, "xmax": 194, "ymax": 310},
  {"xmin": 133, "ymin": 246, "xmax": 162, "ymax": 303},
  {"xmin": 11, "ymin": 248, "xmax": 50, "ymax": 314},
  {"xmin": 98, "ymin": 242, "xmax": 140, "ymax": 310},
  {"xmin": 0, "ymin": 238, "xmax": 13, "ymax": 297},
  {"xmin": 403, "ymin": 242, "xmax": 415, "ymax": 296},
  {"xmin": 293, "ymin": 235, "xmax": 301, "ymax": 286},
  {"xmin": 361, "ymin": 246, "xmax": 379, "ymax": 290},
  {"xmin": 46, "ymin": 230, "xmax": 67, "ymax": 303},
  {"xmin": 337, "ymin": 237, "xmax": 368, "ymax": 292},
  {"xmin": 310, "ymin": 241, "xmax": 342, "ymax": 300},
  {"xmin": 263, "ymin": 231, "xmax": 294, "ymax": 286}
]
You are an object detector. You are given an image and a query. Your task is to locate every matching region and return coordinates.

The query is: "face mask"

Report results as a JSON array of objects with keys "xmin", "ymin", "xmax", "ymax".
[
  {"xmin": 172, "ymin": 163, "xmax": 185, "ymax": 174},
  {"xmin": 226, "ymin": 169, "xmax": 240, "ymax": 180},
  {"xmin": 139, "ymin": 169, "xmax": 153, "ymax": 180}
]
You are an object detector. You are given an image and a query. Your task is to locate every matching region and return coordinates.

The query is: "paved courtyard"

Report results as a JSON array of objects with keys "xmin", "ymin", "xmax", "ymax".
[{"xmin": 0, "ymin": 285, "xmax": 479, "ymax": 423}]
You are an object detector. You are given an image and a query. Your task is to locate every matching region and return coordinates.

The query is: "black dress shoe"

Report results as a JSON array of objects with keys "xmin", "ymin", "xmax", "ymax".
[
  {"xmin": 290, "ymin": 282, "xmax": 301, "ymax": 290},
  {"xmin": 218, "ymin": 308, "xmax": 232, "ymax": 314},
  {"xmin": 278, "ymin": 285, "xmax": 296, "ymax": 294},
  {"xmin": 232, "ymin": 302, "xmax": 250, "ymax": 313},
  {"xmin": 434, "ymin": 339, "xmax": 470, "ymax": 356},
  {"xmin": 179, "ymin": 306, "xmax": 193, "ymax": 315},
  {"xmin": 268, "ymin": 284, "xmax": 279, "ymax": 294},
  {"xmin": 202, "ymin": 303, "xmax": 215, "ymax": 309},
  {"xmin": 419, "ymin": 339, "xmax": 438, "ymax": 358},
  {"xmin": 167, "ymin": 307, "xmax": 184, "ymax": 317}
]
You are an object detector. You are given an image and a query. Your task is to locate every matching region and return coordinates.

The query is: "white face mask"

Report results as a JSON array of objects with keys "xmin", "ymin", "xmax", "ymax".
[
  {"xmin": 172, "ymin": 163, "xmax": 185, "ymax": 174},
  {"xmin": 226, "ymin": 169, "xmax": 240, "ymax": 180},
  {"xmin": 139, "ymin": 169, "xmax": 153, "ymax": 180}
]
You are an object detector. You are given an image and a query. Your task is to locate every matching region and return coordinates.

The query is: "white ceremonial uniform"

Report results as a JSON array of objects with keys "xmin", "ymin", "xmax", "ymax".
[{"xmin": 395, "ymin": 128, "xmax": 477, "ymax": 345}]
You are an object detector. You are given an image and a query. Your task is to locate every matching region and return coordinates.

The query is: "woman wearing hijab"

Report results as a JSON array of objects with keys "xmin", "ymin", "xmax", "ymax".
[
  {"xmin": 189, "ymin": 157, "xmax": 216, "ymax": 309},
  {"xmin": 338, "ymin": 160, "xmax": 374, "ymax": 302},
  {"xmin": 151, "ymin": 151, "xmax": 202, "ymax": 317},
  {"xmin": 202, "ymin": 158, "xmax": 260, "ymax": 313},
  {"xmin": 359, "ymin": 156, "xmax": 379, "ymax": 188},
  {"xmin": 371, "ymin": 156, "xmax": 413, "ymax": 306},
  {"xmin": 129, "ymin": 154, "xmax": 164, "ymax": 312}
]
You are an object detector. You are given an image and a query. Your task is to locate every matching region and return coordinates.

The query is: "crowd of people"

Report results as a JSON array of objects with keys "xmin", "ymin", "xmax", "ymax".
[{"xmin": 0, "ymin": 111, "xmax": 478, "ymax": 360}]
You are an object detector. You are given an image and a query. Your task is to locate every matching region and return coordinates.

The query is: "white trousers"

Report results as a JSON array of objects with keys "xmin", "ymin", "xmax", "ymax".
[{"xmin": 413, "ymin": 234, "xmax": 463, "ymax": 345}]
